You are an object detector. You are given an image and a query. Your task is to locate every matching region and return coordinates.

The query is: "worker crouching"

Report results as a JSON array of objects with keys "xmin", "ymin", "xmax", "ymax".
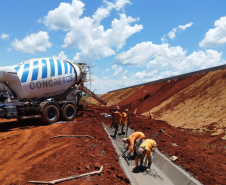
[
  {"xmin": 122, "ymin": 132, "xmax": 145, "ymax": 157},
  {"xmin": 134, "ymin": 139, "xmax": 156, "ymax": 172}
]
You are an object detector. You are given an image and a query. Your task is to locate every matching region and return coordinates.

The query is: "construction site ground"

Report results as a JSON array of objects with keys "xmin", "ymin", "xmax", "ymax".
[{"xmin": 0, "ymin": 104, "xmax": 225, "ymax": 185}]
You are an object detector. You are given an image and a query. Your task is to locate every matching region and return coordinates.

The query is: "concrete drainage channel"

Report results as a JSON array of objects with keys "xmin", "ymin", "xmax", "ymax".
[{"xmin": 102, "ymin": 123, "xmax": 203, "ymax": 185}]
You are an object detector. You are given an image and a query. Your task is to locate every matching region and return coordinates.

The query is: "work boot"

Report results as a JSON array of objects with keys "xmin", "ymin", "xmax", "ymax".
[{"xmin": 133, "ymin": 167, "xmax": 139, "ymax": 173}]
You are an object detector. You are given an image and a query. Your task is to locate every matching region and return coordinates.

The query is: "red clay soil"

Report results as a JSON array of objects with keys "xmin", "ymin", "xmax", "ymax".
[
  {"xmin": 94, "ymin": 105, "xmax": 226, "ymax": 185},
  {"xmin": 117, "ymin": 74, "xmax": 205, "ymax": 114},
  {"xmin": 0, "ymin": 112, "xmax": 129, "ymax": 185}
]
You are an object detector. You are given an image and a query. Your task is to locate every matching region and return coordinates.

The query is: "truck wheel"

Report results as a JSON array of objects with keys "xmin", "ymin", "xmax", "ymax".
[
  {"xmin": 62, "ymin": 104, "xmax": 76, "ymax": 121},
  {"xmin": 41, "ymin": 105, "xmax": 59, "ymax": 124}
]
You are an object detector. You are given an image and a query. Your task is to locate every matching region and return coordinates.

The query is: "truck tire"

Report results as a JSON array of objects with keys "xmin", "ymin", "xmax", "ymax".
[
  {"xmin": 41, "ymin": 105, "xmax": 59, "ymax": 124},
  {"xmin": 62, "ymin": 104, "xmax": 76, "ymax": 121}
]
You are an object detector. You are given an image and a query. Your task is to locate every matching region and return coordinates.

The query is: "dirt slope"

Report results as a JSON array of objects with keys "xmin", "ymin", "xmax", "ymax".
[
  {"xmin": 146, "ymin": 69, "xmax": 226, "ymax": 137},
  {"xmin": 117, "ymin": 73, "xmax": 205, "ymax": 114}
]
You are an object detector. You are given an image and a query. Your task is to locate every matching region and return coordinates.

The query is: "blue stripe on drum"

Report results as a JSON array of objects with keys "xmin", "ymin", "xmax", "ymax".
[
  {"xmin": 21, "ymin": 63, "xmax": 30, "ymax": 83},
  {"xmin": 64, "ymin": 62, "xmax": 68, "ymax": 74},
  {"xmin": 14, "ymin": 66, "xmax": 20, "ymax": 73},
  {"xmin": 31, "ymin": 61, "xmax": 39, "ymax": 81},
  {"xmin": 49, "ymin": 59, "xmax": 55, "ymax": 77},
  {"xmin": 42, "ymin": 59, "xmax": 47, "ymax": 79},
  {"xmin": 57, "ymin": 60, "xmax": 62, "ymax": 76},
  {"xmin": 69, "ymin": 64, "xmax": 72, "ymax": 74}
]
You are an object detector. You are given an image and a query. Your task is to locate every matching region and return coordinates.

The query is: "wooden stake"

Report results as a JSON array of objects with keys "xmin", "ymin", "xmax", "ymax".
[{"xmin": 50, "ymin": 135, "xmax": 94, "ymax": 139}]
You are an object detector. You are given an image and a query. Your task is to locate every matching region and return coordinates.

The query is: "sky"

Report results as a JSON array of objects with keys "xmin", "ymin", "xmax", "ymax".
[{"xmin": 0, "ymin": 0, "xmax": 226, "ymax": 94}]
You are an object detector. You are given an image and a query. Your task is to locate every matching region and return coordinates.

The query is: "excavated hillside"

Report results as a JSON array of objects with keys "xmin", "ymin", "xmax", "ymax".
[
  {"xmin": 145, "ymin": 69, "xmax": 226, "ymax": 138},
  {"xmin": 97, "ymin": 69, "xmax": 226, "ymax": 139}
]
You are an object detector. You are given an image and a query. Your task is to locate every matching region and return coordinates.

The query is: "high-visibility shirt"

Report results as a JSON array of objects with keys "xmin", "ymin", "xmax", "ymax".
[
  {"xmin": 127, "ymin": 132, "xmax": 145, "ymax": 154},
  {"xmin": 114, "ymin": 111, "xmax": 122, "ymax": 122},
  {"xmin": 122, "ymin": 112, "xmax": 127, "ymax": 123},
  {"xmin": 139, "ymin": 139, "xmax": 156, "ymax": 159}
]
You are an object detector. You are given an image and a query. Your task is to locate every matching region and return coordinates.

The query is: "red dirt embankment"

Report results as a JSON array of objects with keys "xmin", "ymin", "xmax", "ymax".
[
  {"xmin": 117, "ymin": 73, "xmax": 205, "ymax": 114},
  {"xmin": 0, "ymin": 113, "xmax": 129, "ymax": 185}
]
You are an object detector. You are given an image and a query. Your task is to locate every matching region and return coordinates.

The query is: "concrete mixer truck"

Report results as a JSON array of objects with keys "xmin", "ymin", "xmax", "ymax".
[{"xmin": 0, "ymin": 58, "xmax": 106, "ymax": 123}]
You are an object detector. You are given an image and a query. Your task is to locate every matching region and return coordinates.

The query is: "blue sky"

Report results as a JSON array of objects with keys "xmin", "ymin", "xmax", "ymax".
[{"xmin": 0, "ymin": 0, "xmax": 226, "ymax": 94}]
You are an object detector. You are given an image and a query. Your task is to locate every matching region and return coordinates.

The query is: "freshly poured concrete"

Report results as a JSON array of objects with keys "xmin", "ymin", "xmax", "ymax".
[{"xmin": 103, "ymin": 123, "xmax": 203, "ymax": 185}]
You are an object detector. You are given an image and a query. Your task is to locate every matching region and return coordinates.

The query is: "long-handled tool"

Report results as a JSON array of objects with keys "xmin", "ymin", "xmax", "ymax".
[
  {"xmin": 125, "ymin": 103, "xmax": 132, "ymax": 136},
  {"xmin": 28, "ymin": 166, "xmax": 103, "ymax": 184},
  {"xmin": 152, "ymin": 129, "xmax": 173, "ymax": 139}
]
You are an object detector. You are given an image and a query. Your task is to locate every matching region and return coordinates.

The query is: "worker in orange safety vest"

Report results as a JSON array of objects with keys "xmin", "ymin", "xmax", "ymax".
[
  {"xmin": 135, "ymin": 139, "xmax": 156, "ymax": 172},
  {"xmin": 121, "ymin": 109, "xmax": 129, "ymax": 133},
  {"xmin": 122, "ymin": 132, "xmax": 145, "ymax": 157},
  {"xmin": 113, "ymin": 107, "xmax": 122, "ymax": 138}
]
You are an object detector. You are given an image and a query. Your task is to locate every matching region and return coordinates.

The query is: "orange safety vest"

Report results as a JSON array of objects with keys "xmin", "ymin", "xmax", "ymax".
[
  {"xmin": 127, "ymin": 132, "xmax": 145, "ymax": 154},
  {"xmin": 114, "ymin": 111, "xmax": 122, "ymax": 123},
  {"xmin": 122, "ymin": 112, "xmax": 127, "ymax": 123}
]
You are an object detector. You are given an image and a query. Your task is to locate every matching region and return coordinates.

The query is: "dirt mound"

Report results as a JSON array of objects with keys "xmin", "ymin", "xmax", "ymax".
[
  {"xmin": 0, "ymin": 113, "xmax": 129, "ymax": 185},
  {"xmin": 117, "ymin": 73, "xmax": 204, "ymax": 114},
  {"xmin": 148, "ymin": 69, "xmax": 226, "ymax": 137}
]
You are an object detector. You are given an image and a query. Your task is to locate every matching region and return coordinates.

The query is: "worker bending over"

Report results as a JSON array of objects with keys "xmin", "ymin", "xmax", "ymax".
[
  {"xmin": 113, "ymin": 107, "xmax": 122, "ymax": 138},
  {"xmin": 121, "ymin": 109, "xmax": 128, "ymax": 133},
  {"xmin": 122, "ymin": 132, "xmax": 145, "ymax": 157},
  {"xmin": 135, "ymin": 139, "xmax": 156, "ymax": 172}
]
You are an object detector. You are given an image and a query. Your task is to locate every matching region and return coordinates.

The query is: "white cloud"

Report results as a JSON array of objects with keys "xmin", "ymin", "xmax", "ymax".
[
  {"xmin": 92, "ymin": 74, "xmax": 138, "ymax": 93},
  {"xmin": 112, "ymin": 64, "xmax": 123, "ymax": 76},
  {"xmin": 179, "ymin": 49, "xmax": 223, "ymax": 71},
  {"xmin": 42, "ymin": 0, "xmax": 85, "ymax": 30},
  {"xmin": 168, "ymin": 28, "xmax": 177, "ymax": 40},
  {"xmin": 178, "ymin": 22, "xmax": 193, "ymax": 31},
  {"xmin": 1, "ymin": 34, "xmax": 9, "ymax": 40},
  {"xmin": 114, "ymin": 41, "xmax": 223, "ymax": 83},
  {"xmin": 122, "ymin": 75, "xmax": 127, "ymax": 80},
  {"xmin": 12, "ymin": 31, "xmax": 52, "ymax": 54},
  {"xmin": 167, "ymin": 22, "xmax": 193, "ymax": 40},
  {"xmin": 52, "ymin": 51, "xmax": 68, "ymax": 61},
  {"xmin": 66, "ymin": 14, "xmax": 143, "ymax": 64},
  {"xmin": 161, "ymin": 34, "xmax": 167, "ymax": 43},
  {"xmin": 114, "ymin": 41, "xmax": 186, "ymax": 67},
  {"xmin": 199, "ymin": 16, "xmax": 226, "ymax": 47},
  {"xmin": 40, "ymin": 0, "xmax": 142, "ymax": 64},
  {"xmin": 7, "ymin": 48, "xmax": 12, "ymax": 52},
  {"xmin": 102, "ymin": 68, "xmax": 109, "ymax": 74},
  {"xmin": 92, "ymin": 0, "xmax": 131, "ymax": 25},
  {"xmin": 123, "ymin": 69, "xmax": 128, "ymax": 75}
]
